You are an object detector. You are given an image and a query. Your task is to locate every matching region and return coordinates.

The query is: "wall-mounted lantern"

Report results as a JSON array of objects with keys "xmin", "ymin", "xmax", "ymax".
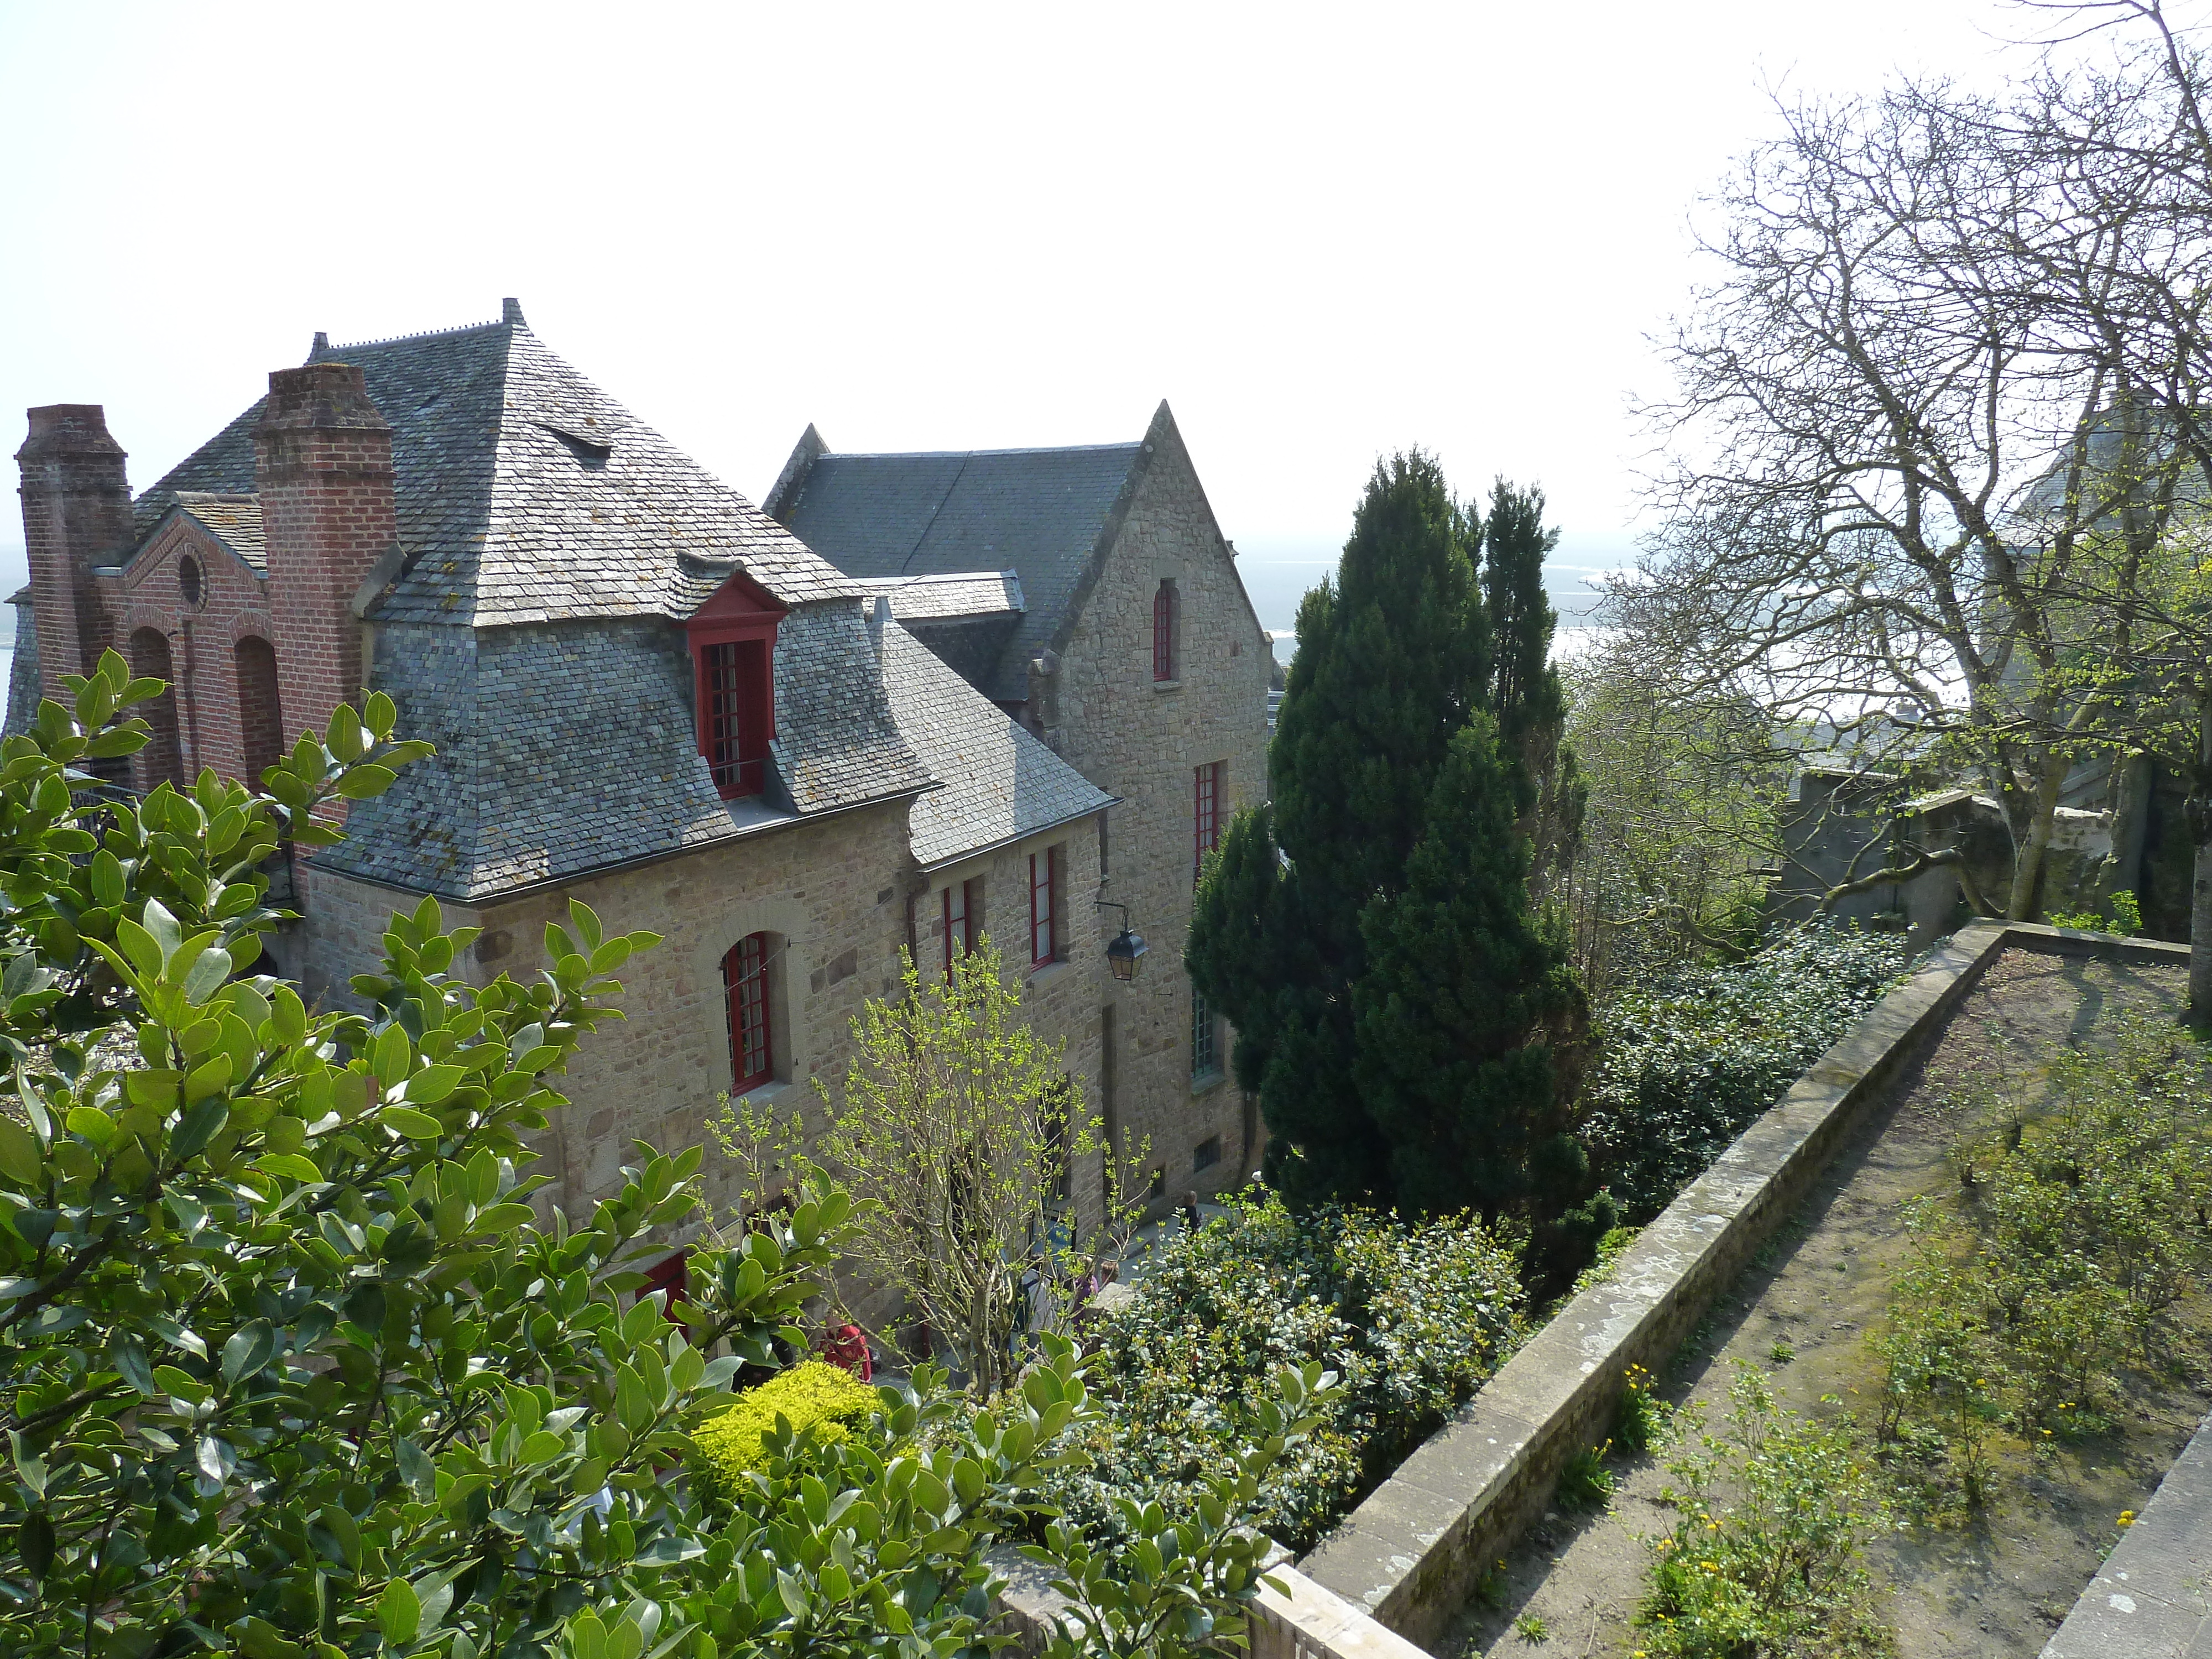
[{"xmin": 1096, "ymin": 900, "xmax": 1148, "ymax": 982}]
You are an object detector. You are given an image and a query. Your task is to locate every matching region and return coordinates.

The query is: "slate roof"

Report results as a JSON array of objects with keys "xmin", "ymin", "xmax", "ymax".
[
  {"xmin": 878, "ymin": 618, "xmax": 1111, "ymax": 870},
  {"xmin": 36, "ymin": 303, "xmax": 1099, "ymax": 904},
  {"xmin": 865, "ymin": 570, "xmax": 1024, "ymax": 622},
  {"xmin": 171, "ymin": 493, "xmax": 265, "ymax": 572},
  {"xmin": 132, "ymin": 306, "xmax": 858, "ymax": 621},
  {"xmin": 772, "ymin": 442, "xmax": 1142, "ymax": 701},
  {"xmin": 316, "ymin": 604, "xmax": 933, "ymax": 900}
]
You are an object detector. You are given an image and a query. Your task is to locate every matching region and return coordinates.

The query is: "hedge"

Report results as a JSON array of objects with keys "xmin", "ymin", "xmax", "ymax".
[
  {"xmin": 688, "ymin": 1359, "xmax": 880, "ymax": 1511},
  {"xmin": 1046, "ymin": 1195, "xmax": 1525, "ymax": 1551},
  {"xmin": 1580, "ymin": 925, "xmax": 1908, "ymax": 1221}
]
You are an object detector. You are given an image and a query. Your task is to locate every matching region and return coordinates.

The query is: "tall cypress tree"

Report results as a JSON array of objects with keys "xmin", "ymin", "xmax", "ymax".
[
  {"xmin": 1484, "ymin": 479, "xmax": 1584, "ymax": 894},
  {"xmin": 1353, "ymin": 715, "xmax": 1586, "ymax": 1219},
  {"xmin": 1190, "ymin": 456, "xmax": 1595, "ymax": 1218},
  {"xmin": 1190, "ymin": 452, "xmax": 1489, "ymax": 1207},
  {"xmin": 1483, "ymin": 479, "xmax": 1564, "ymax": 755}
]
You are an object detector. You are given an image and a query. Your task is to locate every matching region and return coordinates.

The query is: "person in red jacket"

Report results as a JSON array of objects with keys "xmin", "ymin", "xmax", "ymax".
[{"xmin": 820, "ymin": 1322, "xmax": 873, "ymax": 1382}]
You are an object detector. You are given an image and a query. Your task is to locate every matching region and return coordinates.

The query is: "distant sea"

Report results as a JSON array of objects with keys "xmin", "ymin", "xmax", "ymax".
[{"xmin": 1249, "ymin": 558, "xmax": 1613, "ymax": 670}]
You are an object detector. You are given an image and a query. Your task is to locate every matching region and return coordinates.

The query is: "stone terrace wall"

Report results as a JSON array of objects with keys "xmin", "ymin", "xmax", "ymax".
[
  {"xmin": 2042, "ymin": 1402, "xmax": 2212, "ymax": 1656},
  {"xmin": 1299, "ymin": 922, "xmax": 2192, "ymax": 1652}
]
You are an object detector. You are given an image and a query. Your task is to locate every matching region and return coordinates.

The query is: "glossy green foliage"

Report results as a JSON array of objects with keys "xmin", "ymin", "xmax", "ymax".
[
  {"xmin": 0, "ymin": 655, "xmax": 1326, "ymax": 1659},
  {"xmin": 688, "ymin": 1361, "xmax": 881, "ymax": 1508},
  {"xmin": 1580, "ymin": 927, "xmax": 1908, "ymax": 1221},
  {"xmin": 1047, "ymin": 1194, "xmax": 1521, "ymax": 1551}
]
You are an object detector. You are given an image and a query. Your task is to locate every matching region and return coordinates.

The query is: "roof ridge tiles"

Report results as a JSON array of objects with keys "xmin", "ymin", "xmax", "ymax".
[
  {"xmin": 315, "ymin": 317, "xmax": 512, "ymax": 356},
  {"xmin": 827, "ymin": 440, "xmax": 1142, "ymax": 461}
]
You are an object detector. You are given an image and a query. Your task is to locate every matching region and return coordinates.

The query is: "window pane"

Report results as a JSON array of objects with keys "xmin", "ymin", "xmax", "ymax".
[
  {"xmin": 729, "ymin": 932, "xmax": 771, "ymax": 1089},
  {"xmin": 705, "ymin": 641, "xmax": 743, "ymax": 791}
]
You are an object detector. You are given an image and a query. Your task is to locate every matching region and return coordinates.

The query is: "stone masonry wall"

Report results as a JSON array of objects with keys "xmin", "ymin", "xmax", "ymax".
[
  {"xmin": 298, "ymin": 800, "xmax": 1108, "ymax": 1243},
  {"xmin": 1047, "ymin": 420, "xmax": 1274, "ymax": 1209}
]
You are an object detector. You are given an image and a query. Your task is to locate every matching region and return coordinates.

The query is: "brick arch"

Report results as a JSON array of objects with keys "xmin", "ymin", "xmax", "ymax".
[
  {"xmin": 117, "ymin": 603, "xmax": 178, "ymax": 645},
  {"xmin": 232, "ymin": 633, "xmax": 285, "ymax": 784},
  {"xmin": 126, "ymin": 627, "xmax": 184, "ymax": 791},
  {"xmin": 227, "ymin": 610, "xmax": 276, "ymax": 646}
]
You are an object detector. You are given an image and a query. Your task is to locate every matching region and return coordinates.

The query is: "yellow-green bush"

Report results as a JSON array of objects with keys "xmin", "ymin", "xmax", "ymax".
[{"xmin": 688, "ymin": 1360, "xmax": 880, "ymax": 1510}]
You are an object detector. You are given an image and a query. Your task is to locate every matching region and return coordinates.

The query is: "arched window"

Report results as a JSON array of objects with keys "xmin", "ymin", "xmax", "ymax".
[
  {"xmin": 1152, "ymin": 580, "xmax": 1177, "ymax": 682},
  {"xmin": 233, "ymin": 635, "xmax": 285, "ymax": 785},
  {"xmin": 723, "ymin": 932, "xmax": 776, "ymax": 1093},
  {"xmin": 128, "ymin": 627, "xmax": 184, "ymax": 791}
]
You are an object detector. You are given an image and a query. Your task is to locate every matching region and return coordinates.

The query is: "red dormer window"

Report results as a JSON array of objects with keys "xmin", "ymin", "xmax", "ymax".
[{"xmin": 687, "ymin": 569, "xmax": 787, "ymax": 800}]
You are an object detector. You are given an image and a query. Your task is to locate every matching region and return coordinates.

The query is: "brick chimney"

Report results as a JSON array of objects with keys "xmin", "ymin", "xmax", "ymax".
[
  {"xmin": 253, "ymin": 362, "xmax": 395, "ymax": 747},
  {"xmin": 17, "ymin": 404, "xmax": 132, "ymax": 700}
]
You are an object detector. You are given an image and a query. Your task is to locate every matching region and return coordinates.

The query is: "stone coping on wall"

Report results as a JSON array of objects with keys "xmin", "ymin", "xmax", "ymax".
[
  {"xmin": 992, "ymin": 1543, "xmax": 1434, "ymax": 1659},
  {"xmin": 1296, "ymin": 921, "xmax": 2192, "ymax": 1654},
  {"xmin": 2043, "ymin": 1403, "xmax": 2212, "ymax": 1657},
  {"xmin": 998, "ymin": 921, "xmax": 2189, "ymax": 1659}
]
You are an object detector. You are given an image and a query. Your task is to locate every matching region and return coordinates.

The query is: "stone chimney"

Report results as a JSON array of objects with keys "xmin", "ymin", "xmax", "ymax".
[
  {"xmin": 17, "ymin": 404, "xmax": 132, "ymax": 700},
  {"xmin": 253, "ymin": 362, "xmax": 395, "ymax": 748}
]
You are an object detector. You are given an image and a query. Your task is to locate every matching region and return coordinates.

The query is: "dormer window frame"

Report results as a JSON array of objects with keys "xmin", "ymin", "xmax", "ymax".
[{"xmin": 685, "ymin": 569, "xmax": 787, "ymax": 802}]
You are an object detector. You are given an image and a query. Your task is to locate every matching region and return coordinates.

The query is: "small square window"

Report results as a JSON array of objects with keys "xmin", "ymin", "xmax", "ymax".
[{"xmin": 1193, "ymin": 1135, "xmax": 1222, "ymax": 1172}]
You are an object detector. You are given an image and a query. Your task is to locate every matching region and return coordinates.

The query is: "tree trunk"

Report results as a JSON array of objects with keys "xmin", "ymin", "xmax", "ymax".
[
  {"xmin": 2190, "ymin": 694, "xmax": 2212, "ymax": 1016},
  {"xmin": 2006, "ymin": 760, "xmax": 2068, "ymax": 921}
]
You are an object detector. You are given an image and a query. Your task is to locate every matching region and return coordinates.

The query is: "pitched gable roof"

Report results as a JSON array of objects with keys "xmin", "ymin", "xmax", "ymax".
[
  {"xmin": 770, "ymin": 435, "xmax": 1145, "ymax": 701},
  {"xmin": 171, "ymin": 493, "xmax": 265, "ymax": 572},
  {"xmin": 131, "ymin": 306, "xmax": 855, "ymax": 623}
]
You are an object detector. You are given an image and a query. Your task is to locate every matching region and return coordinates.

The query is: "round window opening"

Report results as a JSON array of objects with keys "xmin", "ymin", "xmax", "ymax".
[{"xmin": 178, "ymin": 556, "xmax": 204, "ymax": 611}]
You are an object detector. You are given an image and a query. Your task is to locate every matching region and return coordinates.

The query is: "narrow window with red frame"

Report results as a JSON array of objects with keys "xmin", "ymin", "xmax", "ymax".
[
  {"xmin": 1193, "ymin": 760, "xmax": 1222, "ymax": 883},
  {"xmin": 723, "ymin": 932, "xmax": 773, "ymax": 1091},
  {"xmin": 702, "ymin": 638, "xmax": 770, "ymax": 797},
  {"xmin": 942, "ymin": 881, "xmax": 968, "ymax": 979},
  {"xmin": 1029, "ymin": 848, "xmax": 1058, "ymax": 967},
  {"xmin": 1152, "ymin": 581, "xmax": 1176, "ymax": 681},
  {"xmin": 687, "ymin": 568, "xmax": 784, "ymax": 802}
]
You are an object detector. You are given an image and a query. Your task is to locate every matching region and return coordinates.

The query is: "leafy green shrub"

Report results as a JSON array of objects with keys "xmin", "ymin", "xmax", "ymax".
[
  {"xmin": 0, "ymin": 655, "xmax": 1340, "ymax": 1659},
  {"xmin": 1640, "ymin": 1365, "xmax": 1891, "ymax": 1657},
  {"xmin": 1875, "ymin": 1011, "xmax": 2212, "ymax": 1507},
  {"xmin": 1556, "ymin": 1443, "xmax": 1616, "ymax": 1510},
  {"xmin": 690, "ymin": 1359, "xmax": 881, "ymax": 1507},
  {"xmin": 1612, "ymin": 1361, "xmax": 1669, "ymax": 1455},
  {"xmin": 1583, "ymin": 927, "xmax": 1908, "ymax": 1220},
  {"xmin": 2046, "ymin": 888, "xmax": 2142, "ymax": 935},
  {"xmin": 1048, "ymin": 1193, "xmax": 1525, "ymax": 1550}
]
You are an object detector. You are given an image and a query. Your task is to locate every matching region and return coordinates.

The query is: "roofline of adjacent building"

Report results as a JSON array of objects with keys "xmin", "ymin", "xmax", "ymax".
[
  {"xmin": 915, "ymin": 796, "xmax": 1121, "ymax": 875},
  {"xmin": 816, "ymin": 440, "xmax": 1145, "ymax": 462},
  {"xmin": 307, "ymin": 780, "xmax": 932, "ymax": 908}
]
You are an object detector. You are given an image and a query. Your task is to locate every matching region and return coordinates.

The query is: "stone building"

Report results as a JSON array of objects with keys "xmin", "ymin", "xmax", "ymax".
[
  {"xmin": 764, "ymin": 407, "xmax": 1275, "ymax": 1207},
  {"xmin": 7, "ymin": 301, "xmax": 1266, "ymax": 1245}
]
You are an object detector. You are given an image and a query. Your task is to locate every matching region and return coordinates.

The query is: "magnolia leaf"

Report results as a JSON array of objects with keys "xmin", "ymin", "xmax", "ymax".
[{"xmin": 378, "ymin": 1577, "xmax": 421, "ymax": 1647}]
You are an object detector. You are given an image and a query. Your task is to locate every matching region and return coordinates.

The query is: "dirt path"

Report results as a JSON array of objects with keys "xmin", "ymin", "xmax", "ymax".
[{"xmin": 1449, "ymin": 949, "xmax": 2210, "ymax": 1658}]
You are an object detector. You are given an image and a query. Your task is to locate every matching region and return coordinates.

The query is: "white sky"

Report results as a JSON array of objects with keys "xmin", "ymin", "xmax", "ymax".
[{"xmin": 0, "ymin": 1, "xmax": 2103, "ymax": 633}]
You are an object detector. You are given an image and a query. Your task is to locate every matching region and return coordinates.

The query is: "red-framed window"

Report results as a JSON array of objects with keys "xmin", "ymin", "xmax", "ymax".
[
  {"xmin": 1194, "ymin": 760, "xmax": 1223, "ymax": 882},
  {"xmin": 1029, "ymin": 848, "xmax": 1059, "ymax": 968},
  {"xmin": 942, "ymin": 878, "xmax": 980, "ymax": 979},
  {"xmin": 723, "ymin": 932, "xmax": 773, "ymax": 1092},
  {"xmin": 1152, "ymin": 581, "xmax": 1176, "ymax": 681},
  {"xmin": 686, "ymin": 568, "xmax": 785, "ymax": 801}
]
